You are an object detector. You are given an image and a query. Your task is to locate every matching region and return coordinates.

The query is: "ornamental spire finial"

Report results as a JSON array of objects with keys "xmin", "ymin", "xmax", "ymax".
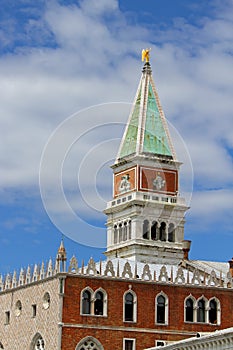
[{"xmin": 141, "ymin": 48, "xmax": 151, "ymax": 63}]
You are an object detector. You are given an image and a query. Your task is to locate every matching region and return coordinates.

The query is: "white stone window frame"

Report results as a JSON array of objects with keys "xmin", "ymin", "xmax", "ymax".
[
  {"xmin": 80, "ymin": 287, "xmax": 108, "ymax": 317},
  {"xmin": 93, "ymin": 288, "xmax": 108, "ymax": 317},
  {"xmin": 196, "ymin": 295, "xmax": 208, "ymax": 323},
  {"xmin": 123, "ymin": 338, "xmax": 136, "ymax": 350},
  {"xmin": 123, "ymin": 289, "xmax": 137, "ymax": 323},
  {"xmin": 80, "ymin": 287, "xmax": 94, "ymax": 316},
  {"xmin": 207, "ymin": 297, "xmax": 221, "ymax": 325},
  {"xmin": 184, "ymin": 294, "xmax": 196, "ymax": 323},
  {"xmin": 155, "ymin": 291, "xmax": 169, "ymax": 326}
]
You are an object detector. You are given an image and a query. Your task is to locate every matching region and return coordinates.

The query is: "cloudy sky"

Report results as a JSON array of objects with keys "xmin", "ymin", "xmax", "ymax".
[{"xmin": 0, "ymin": 0, "xmax": 233, "ymax": 274}]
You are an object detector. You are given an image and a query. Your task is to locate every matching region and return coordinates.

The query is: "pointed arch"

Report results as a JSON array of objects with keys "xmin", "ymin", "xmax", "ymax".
[
  {"xmin": 123, "ymin": 290, "xmax": 137, "ymax": 322},
  {"xmin": 76, "ymin": 336, "xmax": 104, "ymax": 350},
  {"xmin": 208, "ymin": 297, "xmax": 221, "ymax": 325},
  {"xmin": 197, "ymin": 296, "xmax": 208, "ymax": 323},
  {"xmin": 30, "ymin": 333, "xmax": 45, "ymax": 350},
  {"xmin": 0, "ymin": 342, "xmax": 3, "ymax": 349},
  {"xmin": 184, "ymin": 295, "xmax": 196, "ymax": 322},
  {"xmin": 80, "ymin": 287, "xmax": 94, "ymax": 315},
  {"xmin": 94, "ymin": 288, "xmax": 107, "ymax": 316},
  {"xmin": 155, "ymin": 291, "xmax": 168, "ymax": 325}
]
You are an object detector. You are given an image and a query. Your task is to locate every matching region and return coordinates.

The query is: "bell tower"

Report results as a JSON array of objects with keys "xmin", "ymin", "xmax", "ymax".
[{"xmin": 104, "ymin": 51, "xmax": 189, "ymax": 264}]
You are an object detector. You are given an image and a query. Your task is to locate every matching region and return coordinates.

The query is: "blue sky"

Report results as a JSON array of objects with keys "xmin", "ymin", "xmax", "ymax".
[{"xmin": 0, "ymin": 0, "xmax": 233, "ymax": 275}]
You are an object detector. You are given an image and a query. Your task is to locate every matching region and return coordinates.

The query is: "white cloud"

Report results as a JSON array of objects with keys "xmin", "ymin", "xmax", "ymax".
[{"xmin": 0, "ymin": 0, "xmax": 232, "ymax": 244}]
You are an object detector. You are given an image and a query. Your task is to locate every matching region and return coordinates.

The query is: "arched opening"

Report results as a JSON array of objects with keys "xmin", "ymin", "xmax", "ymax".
[
  {"xmin": 197, "ymin": 298, "xmax": 206, "ymax": 323},
  {"xmin": 76, "ymin": 336, "xmax": 104, "ymax": 350},
  {"xmin": 31, "ymin": 333, "xmax": 45, "ymax": 350},
  {"xmin": 124, "ymin": 292, "xmax": 134, "ymax": 321},
  {"xmin": 123, "ymin": 222, "xmax": 127, "ymax": 241},
  {"xmin": 156, "ymin": 295, "xmax": 166, "ymax": 324},
  {"xmin": 113, "ymin": 225, "xmax": 117, "ymax": 244},
  {"xmin": 185, "ymin": 298, "xmax": 194, "ymax": 322},
  {"xmin": 143, "ymin": 220, "xmax": 149, "ymax": 239},
  {"xmin": 119, "ymin": 223, "xmax": 123, "ymax": 242},
  {"xmin": 159, "ymin": 222, "xmax": 166, "ymax": 241},
  {"xmin": 128, "ymin": 220, "xmax": 132, "ymax": 240},
  {"xmin": 0, "ymin": 343, "xmax": 4, "ymax": 349},
  {"xmin": 94, "ymin": 291, "xmax": 103, "ymax": 316},
  {"xmin": 168, "ymin": 223, "xmax": 175, "ymax": 242},
  {"xmin": 82, "ymin": 290, "xmax": 91, "ymax": 315},
  {"xmin": 209, "ymin": 299, "xmax": 217, "ymax": 324},
  {"xmin": 151, "ymin": 221, "xmax": 158, "ymax": 240}
]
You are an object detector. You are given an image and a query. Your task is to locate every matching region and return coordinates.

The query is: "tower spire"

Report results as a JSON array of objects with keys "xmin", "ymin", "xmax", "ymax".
[
  {"xmin": 104, "ymin": 52, "xmax": 189, "ymax": 264},
  {"xmin": 56, "ymin": 237, "xmax": 67, "ymax": 272},
  {"xmin": 116, "ymin": 50, "xmax": 176, "ymax": 163}
]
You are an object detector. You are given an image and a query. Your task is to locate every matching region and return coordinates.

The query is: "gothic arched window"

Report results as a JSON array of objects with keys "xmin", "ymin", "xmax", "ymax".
[
  {"xmin": 185, "ymin": 297, "xmax": 194, "ymax": 322},
  {"xmin": 156, "ymin": 295, "xmax": 165, "ymax": 323},
  {"xmin": 197, "ymin": 298, "xmax": 206, "ymax": 323},
  {"xmin": 124, "ymin": 291, "xmax": 136, "ymax": 322},
  {"xmin": 94, "ymin": 291, "xmax": 103, "ymax": 316},
  {"xmin": 82, "ymin": 290, "xmax": 91, "ymax": 315},
  {"xmin": 209, "ymin": 299, "xmax": 217, "ymax": 324}
]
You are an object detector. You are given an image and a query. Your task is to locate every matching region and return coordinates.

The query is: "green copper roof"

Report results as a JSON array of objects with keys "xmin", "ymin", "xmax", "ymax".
[
  {"xmin": 118, "ymin": 85, "xmax": 141, "ymax": 159},
  {"xmin": 143, "ymin": 82, "xmax": 172, "ymax": 156},
  {"xmin": 116, "ymin": 63, "xmax": 175, "ymax": 162}
]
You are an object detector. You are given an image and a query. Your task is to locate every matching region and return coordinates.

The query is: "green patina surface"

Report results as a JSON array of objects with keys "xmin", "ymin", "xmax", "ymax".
[
  {"xmin": 119, "ymin": 81, "xmax": 172, "ymax": 159},
  {"xmin": 143, "ymin": 83, "xmax": 172, "ymax": 156},
  {"xmin": 119, "ymin": 86, "xmax": 141, "ymax": 158}
]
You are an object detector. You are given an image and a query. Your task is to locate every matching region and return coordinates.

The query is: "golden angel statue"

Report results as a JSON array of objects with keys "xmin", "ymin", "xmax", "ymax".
[{"xmin": 142, "ymin": 48, "xmax": 151, "ymax": 62}]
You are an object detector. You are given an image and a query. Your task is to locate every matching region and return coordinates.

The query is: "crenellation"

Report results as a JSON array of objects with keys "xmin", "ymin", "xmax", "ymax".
[{"xmin": 1, "ymin": 257, "xmax": 233, "ymax": 293}]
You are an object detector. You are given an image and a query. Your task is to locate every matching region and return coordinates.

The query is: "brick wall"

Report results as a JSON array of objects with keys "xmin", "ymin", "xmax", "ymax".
[{"xmin": 61, "ymin": 275, "xmax": 233, "ymax": 350}]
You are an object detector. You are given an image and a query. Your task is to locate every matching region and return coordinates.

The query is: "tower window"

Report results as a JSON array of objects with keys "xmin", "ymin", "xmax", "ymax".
[
  {"xmin": 168, "ymin": 223, "xmax": 175, "ymax": 242},
  {"xmin": 128, "ymin": 220, "xmax": 132, "ymax": 240},
  {"xmin": 119, "ymin": 223, "xmax": 123, "ymax": 242},
  {"xmin": 185, "ymin": 298, "xmax": 194, "ymax": 322},
  {"xmin": 143, "ymin": 220, "xmax": 149, "ymax": 239},
  {"xmin": 159, "ymin": 222, "xmax": 166, "ymax": 241},
  {"xmin": 151, "ymin": 221, "xmax": 158, "ymax": 240},
  {"xmin": 123, "ymin": 222, "xmax": 127, "ymax": 241},
  {"xmin": 114, "ymin": 225, "xmax": 118, "ymax": 244}
]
